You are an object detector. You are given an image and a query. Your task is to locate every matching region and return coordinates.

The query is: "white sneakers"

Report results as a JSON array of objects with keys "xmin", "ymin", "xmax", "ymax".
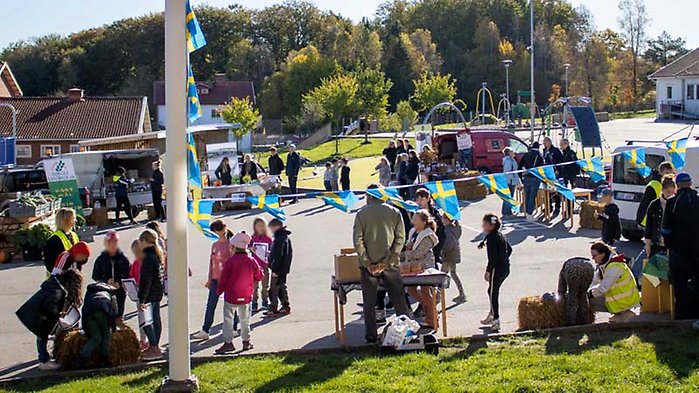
[
  {"xmin": 491, "ymin": 319, "xmax": 501, "ymax": 331},
  {"xmin": 192, "ymin": 330, "xmax": 210, "ymax": 340},
  {"xmin": 480, "ymin": 313, "xmax": 493, "ymax": 325},
  {"xmin": 480, "ymin": 313, "xmax": 500, "ymax": 331},
  {"xmin": 526, "ymin": 214, "xmax": 536, "ymax": 222},
  {"xmin": 38, "ymin": 361, "xmax": 60, "ymax": 371},
  {"xmin": 453, "ymin": 295, "xmax": 467, "ymax": 304}
]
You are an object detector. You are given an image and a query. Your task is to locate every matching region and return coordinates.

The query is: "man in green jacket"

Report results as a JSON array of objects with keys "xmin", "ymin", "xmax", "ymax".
[{"xmin": 353, "ymin": 184, "xmax": 411, "ymax": 343}]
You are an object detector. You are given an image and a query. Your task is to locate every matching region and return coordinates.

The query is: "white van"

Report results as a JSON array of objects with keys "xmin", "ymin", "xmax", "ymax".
[{"xmin": 611, "ymin": 138, "xmax": 699, "ymax": 240}]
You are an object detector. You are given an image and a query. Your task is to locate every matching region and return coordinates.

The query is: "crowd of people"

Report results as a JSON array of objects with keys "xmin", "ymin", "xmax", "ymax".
[
  {"xmin": 16, "ymin": 206, "xmax": 297, "ymax": 370},
  {"xmin": 353, "ymin": 183, "xmax": 508, "ymax": 342}
]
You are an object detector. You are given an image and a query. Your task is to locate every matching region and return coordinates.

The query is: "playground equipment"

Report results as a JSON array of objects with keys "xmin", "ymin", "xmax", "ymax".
[
  {"xmin": 474, "ymin": 82, "xmax": 496, "ymax": 125},
  {"xmin": 496, "ymin": 93, "xmax": 513, "ymax": 126}
]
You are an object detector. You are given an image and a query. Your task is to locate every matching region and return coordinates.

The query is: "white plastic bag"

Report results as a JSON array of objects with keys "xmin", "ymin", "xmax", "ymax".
[{"xmin": 382, "ymin": 315, "xmax": 421, "ymax": 349}]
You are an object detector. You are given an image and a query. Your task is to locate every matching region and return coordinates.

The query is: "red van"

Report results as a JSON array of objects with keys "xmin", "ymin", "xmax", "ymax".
[{"xmin": 432, "ymin": 129, "xmax": 529, "ymax": 173}]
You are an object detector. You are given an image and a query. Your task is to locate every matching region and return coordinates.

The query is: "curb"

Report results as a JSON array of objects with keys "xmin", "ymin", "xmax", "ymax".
[{"xmin": 1, "ymin": 319, "xmax": 695, "ymax": 385}]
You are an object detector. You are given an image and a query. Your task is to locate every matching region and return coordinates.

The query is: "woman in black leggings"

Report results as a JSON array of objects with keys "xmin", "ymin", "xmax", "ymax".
[{"xmin": 478, "ymin": 213, "xmax": 512, "ymax": 331}]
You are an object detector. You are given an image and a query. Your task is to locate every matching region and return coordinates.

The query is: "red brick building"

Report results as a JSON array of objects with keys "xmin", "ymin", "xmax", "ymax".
[{"xmin": 0, "ymin": 88, "xmax": 151, "ymax": 166}]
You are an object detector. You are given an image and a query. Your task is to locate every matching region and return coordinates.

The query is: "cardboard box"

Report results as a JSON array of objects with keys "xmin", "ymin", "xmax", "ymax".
[
  {"xmin": 340, "ymin": 247, "xmax": 356, "ymax": 255},
  {"xmin": 335, "ymin": 254, "xmax": 361, "ymax": 283}
]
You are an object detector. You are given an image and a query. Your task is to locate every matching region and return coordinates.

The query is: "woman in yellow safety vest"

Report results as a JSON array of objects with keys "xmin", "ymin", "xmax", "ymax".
[
  {"xmin": 587, "ymin": 242, "xmax": 640, "ymax": 323},
  {"xmin": 43, "ymin": 208, "xmax": 79, "ymax": 274}
]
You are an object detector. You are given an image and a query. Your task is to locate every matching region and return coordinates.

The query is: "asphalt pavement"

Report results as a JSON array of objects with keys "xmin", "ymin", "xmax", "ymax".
[{"xmin": 1, "ymin": 117, "xmax": 677, "ymax": 380}]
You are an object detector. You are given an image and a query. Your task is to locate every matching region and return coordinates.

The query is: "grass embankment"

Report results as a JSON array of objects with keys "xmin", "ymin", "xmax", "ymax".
[
  {"xmin": 610, "ymin": 109, "xmax": 657, "ymax": 120},
  {"xmin": 3, "ymin": 327, "xmax": 698, "ymax": 392},
  {"xmin": 258, "ymin": 138, "xmax": 415, "ymax": 190}
]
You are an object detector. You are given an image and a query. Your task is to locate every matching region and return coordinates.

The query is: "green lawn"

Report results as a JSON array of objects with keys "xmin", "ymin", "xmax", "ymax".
[
  {"xmin": 296, "ymin": 156, "xmax": 380, "ymax": 190},
  {"xmin": 258, "ymin": 138, "xmax": 410, "ymax": 166},
  {"xmin": 610, "ymin": 109, "xmax": 657, "ymax": 120},
  {"xmin": 3, "ymin": 327, "xmax": 698, "ymax": 392}
]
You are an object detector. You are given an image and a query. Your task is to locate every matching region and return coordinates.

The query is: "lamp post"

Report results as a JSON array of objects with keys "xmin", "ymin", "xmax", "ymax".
[
  {"xmin": 163, "ymin": 0, "xmax": 197, "ymax": 390},
  {"xmin": 502, "ymin": 59, "xmax": 512, "ymax": 123},
  {"xmin": 563, "ymin": 63, "xmax": 571, "ymax": 97},
  {"xmin": 529, "ymin": 0, "xmax": 535, "ymax": 142}
]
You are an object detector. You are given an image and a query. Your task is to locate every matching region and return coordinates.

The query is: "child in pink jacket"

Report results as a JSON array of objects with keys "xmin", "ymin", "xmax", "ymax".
[{"xmin": 215, "ymin": 232, "xmax": 263, "ymax": 353}]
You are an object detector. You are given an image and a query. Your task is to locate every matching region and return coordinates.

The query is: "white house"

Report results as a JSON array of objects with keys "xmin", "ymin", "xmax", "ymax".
[
  {"xmin": 649, "ymin": 47, "xmax": 699, "ymax": 119},
  {"xmin": 153, "ymin": 74, "xmax": 255, "ymax": 128}
]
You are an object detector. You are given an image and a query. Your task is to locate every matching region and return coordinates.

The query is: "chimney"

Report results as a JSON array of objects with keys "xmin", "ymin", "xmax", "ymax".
[
  {"xmin": 67, "ymin": 88, "xmax": 85, "ymax": 102},
  {"xmin": 213, "ymin": 73, "xmax": 226, "ymax": 86}
]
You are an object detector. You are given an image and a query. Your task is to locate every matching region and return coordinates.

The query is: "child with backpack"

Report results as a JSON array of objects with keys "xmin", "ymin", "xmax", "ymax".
[
  {"xmin": 478, "ymin": 213, "xmax": 512, "ymax": 331},
  {"xmin": 215, "ymin": 232, "xmax": 264, "ymax": 353},
  {"xmin": 79, "ymin": 282, "xmax": 119, "ymax": 368},
  {"xmin": 92, "ymin": 230, "xmax": 130, "ymax": 320}
]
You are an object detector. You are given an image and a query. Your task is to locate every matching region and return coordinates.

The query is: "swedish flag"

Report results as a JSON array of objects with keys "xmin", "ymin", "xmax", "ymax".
[
  {"xmin": 187, "ymin": 65, "xmax": 203, "ymax": 124},
  {"xmin": 665, "ymin": 138, "xmax": 687, "ymax": 170},
  {"xmin": 424, "ymin": 181, "xmax": 461, "ymax": 220},
  {"xmin": 187, "ymin": 199, "xmax": 218, "ymax": 240},
  {"xmin": 187, "ymin": 131, "xmax": 202, "ymax": 198},
  {"xmin": 365, "ymin": 187, "xmax": 420, "ymax": 212},
  {"xmin": 576, "ymin": 157, "xmax": 606, "ymax": 183},
  {"xmin": 622, "ymin": 148, "xmax": 652, "ymax": 178},
  {"xmin": 186, "ymin": 0, "xmax": 207, "ymax": 53},
  {"xmin": 479, "ymin": 174, "xmax": 520, "ymax": 213},
  {"xmin": 315, "ymin": 191, "xmax": 360, "ymax": 213},
  {"xmin": 529, "ymin": 166, "xmax": 574, "ymax": 201},
  {"xmin": 247, "ymin": 194, "xmax": 286, "ymax": 221}
]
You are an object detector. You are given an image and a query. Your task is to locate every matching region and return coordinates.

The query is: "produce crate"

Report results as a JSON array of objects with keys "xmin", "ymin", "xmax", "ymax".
[
  {"xmin": 51, "ymin": 199, "xmax": 62, "ymax": 211},
  {"xmin": 9, "ymin": 201, "xmax": 50, "ymax": 218}
]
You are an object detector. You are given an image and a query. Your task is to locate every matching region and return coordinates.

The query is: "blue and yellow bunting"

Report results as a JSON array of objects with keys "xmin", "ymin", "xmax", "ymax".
[
  {"xmin": 315, "ymin": 191, "xmax": 360, "ymax": 213},
  {"xmin": 187, "ymin": 199, "xmax": 218, "ymax": 240},
  {"xmin": 247, "ymin": 194, "xmax": 286, "ymax": 221},
  {"xmin": 576, "ymin": 157, "xmax": 606, "ymax": 183},
  {"xmin": 365, "ymin": 187, "xmax": 420, "ymax": 212},
  {"xmin": 186, "ymin": 0, "xmax": 207, "ymax": 54},
  {"xmin": 424, "ymin": 181, "xmax": 461, "ymax": 220},
  {"xmin": 665, "ymin": 138, "xmax": 687, "ymax": 170},
  {"xmin": 479, "ymin": 174, "xmax": 520, "ymax": 214},
  {"xmin": 529, "ymin": 166, "xmax": 575, "ymax": 201},
  {"xmin": 622, "ymin": 148, "xmax": 652, "ymax": 178}
]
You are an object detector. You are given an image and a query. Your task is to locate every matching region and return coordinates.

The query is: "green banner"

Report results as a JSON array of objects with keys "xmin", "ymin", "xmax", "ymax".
[{"xmin": 43, "ymin": 158, "xmax": 82, "ymax": 214}]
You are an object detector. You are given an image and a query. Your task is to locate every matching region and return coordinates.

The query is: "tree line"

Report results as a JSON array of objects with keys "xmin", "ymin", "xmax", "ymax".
[{"xmin": 0, "ymin": 0, "xmax": 689, "ymax": 133}]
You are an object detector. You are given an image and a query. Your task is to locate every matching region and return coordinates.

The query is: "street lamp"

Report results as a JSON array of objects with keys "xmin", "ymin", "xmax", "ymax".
[
  {"xmin": 502, "ymin": 59, "xmax": 512, "ymax": 123},
  {"xmin": 563, "ymin": 63, "xmax": 571, "ymax": 97}
]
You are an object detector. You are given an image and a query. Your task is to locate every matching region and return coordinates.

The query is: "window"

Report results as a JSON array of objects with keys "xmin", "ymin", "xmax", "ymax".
[
  {"xmin": 15, "ymin": 145, "xmax": 31, "ymax": 158},
  {"xmin": 199, "ymin": 87, "xmax": 209, "ymax": 95},
  {"xmin": 612, "ymin": 152, "xmax": 665, "ymax": 186},
  {"xmin": 40, "ymin": 145, "xmax": 61, "ymax": 157},
  {"xmin": 70, "ymin": 145, "xmax": 81, "ymax": 153},
  {"xmin": 667, "ymin": 86, "xmax": 673, "ymax": 100},
  {"xmin": 688, "ymin": 84, "xmax": 696, "ymax": 100},
  {"xmin": 211, "ymin": 109, "xmax": 221, "ymax": 118},
  {"xmin": 508, "ymin": 138, "xmax": 528, "ymax": 154},
  {"xmin": 488, "ymin": 139, "xmax": 503, "ymax": 152}
]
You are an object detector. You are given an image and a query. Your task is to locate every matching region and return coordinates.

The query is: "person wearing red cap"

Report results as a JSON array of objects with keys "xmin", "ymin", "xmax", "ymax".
[{"xmin": 51, "ymin": 241, "xmax": 90, "ymax": 276}]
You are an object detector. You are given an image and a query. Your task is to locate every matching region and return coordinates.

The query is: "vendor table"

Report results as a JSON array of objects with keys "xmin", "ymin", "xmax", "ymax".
[
  {"xmin": 537, "ymin": 187, "xmax": 593, "ymax": 227},
  {"xmin": 331, "ymin": 272, "xmax": 451, "ymax": 344}
]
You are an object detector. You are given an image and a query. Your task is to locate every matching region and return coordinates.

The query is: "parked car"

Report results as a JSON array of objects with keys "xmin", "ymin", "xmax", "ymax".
[{"xmin": 432, "ymin": 129, "xmax": 529, "ymax": 173}]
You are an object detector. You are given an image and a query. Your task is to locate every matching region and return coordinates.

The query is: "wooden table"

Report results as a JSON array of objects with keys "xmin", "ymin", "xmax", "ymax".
[
  {"xmin": 565, "ymin": 188, "xmax": 594, "ymax": 228},
  {"xmin": 331, "ymin": 272, "xmax": 451, "ymax": 344}
]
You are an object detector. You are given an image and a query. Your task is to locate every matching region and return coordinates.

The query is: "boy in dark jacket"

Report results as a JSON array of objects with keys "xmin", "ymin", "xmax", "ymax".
[
  {"xmin": 340, "ymin": 158, "xmax": 351, "ymax": 191},
  {"xmin": 92, "ymin": 230, "xmax": 131, "ymax": 319},
  {"xmin": 265, "ymin": 219, "xmax": 293, "ymax": 317},
  {"xmin": 268, "ymin": 147, "xmax": 285, "ymax": 176},
  {"xmin": 16, "ymin": 269, "xmax": 83, "ymax": 370},
  {"xmin": 597, "ymin": 188, "xmax": 621, "ymax": 247},
  {"xmin": 80, "ymin": 282, "xmax": 118, "ymax": 367},
  {"xmin": 478, "ymin": 214, "xmax": 512, "ymax": 331},
  {"xmin": 114, "ymin": 166, "xmax": 136, "ymax": 224}
]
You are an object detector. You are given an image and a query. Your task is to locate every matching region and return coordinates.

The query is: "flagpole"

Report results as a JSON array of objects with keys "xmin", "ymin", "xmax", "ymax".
[
  {"xmin": 163, "ymin": 0, "xmax": 197, "ymax": 390},
  {"xmin": 529, "ymin": 0, "xmax": 535, "ymax": 143}
]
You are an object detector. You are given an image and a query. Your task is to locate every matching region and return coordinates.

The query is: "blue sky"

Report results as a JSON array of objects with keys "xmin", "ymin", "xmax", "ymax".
[{"xmin": 0, "ymin": 0, "xmax": 696, "ymax": 51}]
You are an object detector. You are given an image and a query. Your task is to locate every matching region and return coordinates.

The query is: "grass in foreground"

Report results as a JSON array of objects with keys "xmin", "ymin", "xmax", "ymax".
[{"xmin": 3, "ymin": 327, "xmax": 698, "ymax": 392}]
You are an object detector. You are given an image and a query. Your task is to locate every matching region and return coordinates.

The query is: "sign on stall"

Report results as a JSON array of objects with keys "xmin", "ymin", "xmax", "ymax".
[{"xmin": 43, "ymin": 157, "xmax": 82, "ymax": 214}]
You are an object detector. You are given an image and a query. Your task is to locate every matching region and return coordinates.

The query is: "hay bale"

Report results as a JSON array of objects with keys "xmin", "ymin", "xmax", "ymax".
[
  {"xmin": 449, "ymin": 171, "xmax": 488, "ymax": 201},
  {"xmin": 54, "ymin": 325, "xmax": 140, "ymax": 369},
  {"xmin": 580, "ymin": 201, "xmax": 604, "ymax": 230},
  {"xmin": 518, "ymin": 295, "xmax": 596, "ymax": 331},
  {"xmin": 85, "ymin": 207, "xmax": 109, "ymax": 227}
]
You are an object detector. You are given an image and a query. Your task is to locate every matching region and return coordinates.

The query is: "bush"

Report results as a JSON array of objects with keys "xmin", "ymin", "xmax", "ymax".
[{"xmin": 12, "ymin": 223, "xmax": 53, "ymax": 252}]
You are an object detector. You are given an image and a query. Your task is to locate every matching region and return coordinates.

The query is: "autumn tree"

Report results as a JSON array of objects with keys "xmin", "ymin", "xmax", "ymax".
[
  {"xmin": 618, "ymin": 0, "xmax": 650, "ymax": 110},
  {"xmin": 302, "ymin": 73, "xmax": 360, "ymax": 133},
  {"xmin": 219, "ymin": 97, "xmax": 261, "ymax": 148},
  {"xmin": 410, "ymin": 72, "xmax": 457, "ymax": 113}
]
